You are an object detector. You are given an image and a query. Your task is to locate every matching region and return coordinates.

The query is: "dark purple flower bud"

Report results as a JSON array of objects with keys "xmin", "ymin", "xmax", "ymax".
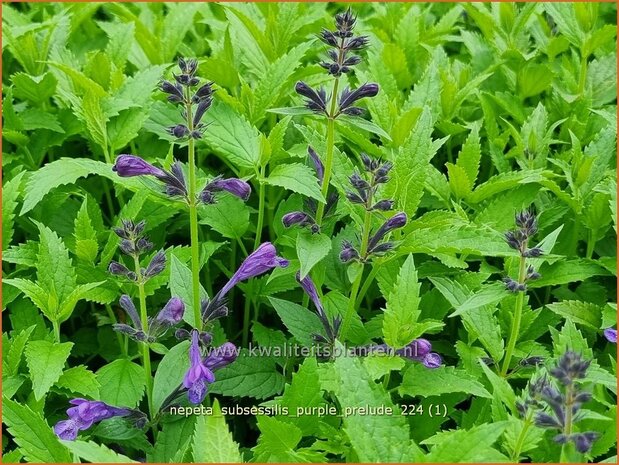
[
  {"xmin": 368, "ymin": 212, "xmax": 407, "ymax": 250},
  {"xmin": 550, "ymin": 351, "xmax": 591, "ymax": 385},
  {"xmin": 113, "ymin": 155, "xmax": 166, "ymax": 178},
  {"xmin": 573, "ymin": 391, "xmax": 592, "ymax": 404},
  {"xmin": 207, "ymin": 178, "xmax": 251, "ymax": 201},
  {"xmin": 218, "ymin": 243, "xmax": 289, "ymax": 298},
  {"xmin": 109, "ymin": 261, "xmax": 131, "ymax": 277},
  {"xmin": 340, "ymin": 240, "xmax": 359, "ymax": 263},
  {"xmin": 346, "ymin": 191, "xmax": 365, "ymax": 204},
  {"xmin": 553, "ymin": 434, "xmax": 569, "ymax": 444},
  {"xmin": 183, "ymin": 331, "xmax": 215, "ymax": 405},
  {"xmin": 375, "ymin": 161, "xmax": 393, "ymax": 181},
  {"xmin": 160, "ymin": 80, "xmax": 185, "ymax": 103},
  {"xmin": 307, "ymin": 147, "xmax": 324, "ymax": 183},
  {"xmin": 604, "ymin": 328, "xmax": 617, "ymax": 343},
  {"xmin": 119, "ymin": 239, "xmax": 135, "ymax": 256},
  {"xmin": 295, "ymin": 272, "xmax": 325, "ymax": 318},
  {"xmin": 179, "ymin": 58, "xmax": 198, "ymax": 76},
  {"xmin": 112, "ymin": 323, "xmax": 140, "ymax": 338},
  {"xmin": 523, "ymin": 247, "xmax": 543, "ymax": 257},
  {"xmin": 144, "ymin": 251, "xmax": 166, "ymax": 278},
  {"xmin": 295, "ymin": 81, "xmax": 327, "ymax": 114},
  {"xmin": 422, "ymin": 352, "xmax": 442, "ymax": 369},
  {"xmin": 282, "ymin": 211, "xmax": 314, "ymax": 229},
  {"xmin": 520, "ymin": 356, "xmax": 544, "ymax": 367},
  {"xmin": 372, "ymin": 200, "xmax": 394, "ymax": 211},
  {"xmin": 504, "ymin": 230, "xmax": 524, "ymax": 250},
  {"xmin": 319, "ymin": 29, "xmax": 338, "ymax": 46},
  {"xmin": 349, "ymin": 172, "xmax": 370, "ymax": 190},
  {"xmin": 193, "ymin": 98, "xmax": 212, "ymax": 127},
  {"xmin": 342, "ymin": 107, "xmax": 364, "ymax": 116},
  {"xmin": 204, "ymin": 342, "xmax": 238, "ymax": 370},
  {"xmin": 136, "ymin": 237, "xmax": 153, "ymax": 253},
  {"xmin": 526, "ymin": 265, "xmax": 541, "ymax": 281},
  {"xmin": 335, "ymin": 8, "xmax": 356, "ymax": 37},
  {"xmin": 156, "ymin": 297, "xmax": 184, "ymax": 325},
  {"xmin": 199, "ymin": 331, "xmax": 212, "ymax": 346},
  {"xmin": 175, "ymin": 328, "xmax": 191, "ymax": 340},
  {"xmin": 338, "ymin": 83, "xmax": 379, "ymax": 113},
  {"xmin": 516, "ymin": 401, "xmax": 527, "ymax": 418},
  {"xmin": 361, "ymin": 153, "xmax": 379, "ymax": 171},
  {"xmin": 396, "ymin": 338, "xmax": 432, "ymax": 359},
  {"xmin": 369, "ymin": 242, "xmax": 395, "ymax": 255},
  {"xmin": 193, "ymin": 82, "xmax": 214, "ymax": 103},
  {"xmin": 199, "ymin": 189, "xmax": 216, "ymax": 204},
  {"xmin": 573, "ymin": 432, "xmax": 599, "ymax": 453},
  {"xmin": 535, "ymin": 412, "xmax": 562, "ymax": 428},
  {"xmin": 503, "ymin": 277, "xmax": 520, "ymax": 293},
  {"xmin": 119, "ymin": 295, "xmax": 142, "ymax": 330},
  {"xmin": 167, "ymin": 124, "xmax": 190, "ymax": 139},
  {"xmin": 515, "ymin": 210, "xmax": 538, "ymax": 236},
  {"xmin": 346, "ymin": 36, "xmax": 369, "ymax": 50}
]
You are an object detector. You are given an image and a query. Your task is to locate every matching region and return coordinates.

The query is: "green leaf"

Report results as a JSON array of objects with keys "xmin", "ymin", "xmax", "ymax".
[
  {"xmin": 97, "ymin": 359, "xmax": 145, "ymax": 408},
  {"xmin": 5, "ymin": 325, "xmax": 35, "ymax": 376},
  {"xmin": 266, "ymin": 163, "xmax": 324, "ymax": 202},
  {"xmin": 61, "ymin": 440, "xmax": 137, "ymax": 463},
  {"xmin": 450, "ymin": 283, "xmax": 507, "ymax": 317},
  {"xmin": 202, "ymin": 100, "xmax": 261, "ymax": 169},
  {"xmin": 2, "ymin": 171, "xmax": 25, "ymax": 251},
  {"xmin": 363, "ymin": 354, "xmax": 405, "ymax": 380},
  {"xmin": 382, "ymin": 255, "xmax": 421, "ymax": 348},
  {"xmin": 268, "ymin": 297, "xmax": 324, "ymax": 347},
  {"xmin": 423, "ymin": 422, "xmax": 508, "ymax": 462},
  {"xmin": 209, "ymin": 349, "xmax": 284, "ymax": 399},
  {"xmin": 200, "ymin": 195, "xmax": 250, "ymax": 240},
  {"xmin": 337, "ymin": 116, "xmax": 392, "ymax": 141},
  {"xmin": 152, "ymin": 340, "xmax": 190, "ymax": 413},
  {"xmin": 529, "ymin": 260, "xmax": 609, "ymax": 288},
  {"xmin": 330, "ymin": 346, "xmax": 414, "ymax": 462},
  {"xmin": 12, "ymin": 72, "xmax": 57, "ymax": 104},
  {"xmin": 25, "ymin": 340, "xmax": 73, "ymax": 401},
  {"xmin": 455, "ymin": 124, "xmax": 481, "ymax": 187},
  {"xmin": 399, "ymin": 364, "xmax": 492, "ymax": 398},
  {"xmin": 252, "ymin": 415, "xmax": 304, "ymax": 462},
  {"xmin": 55, "ymin": 365, "xmax": 100, "ymax": 399},
  {"xmin": 267, "ymin": 106, "xmax": 316, "ymax": 116},
  {"xmin": 74, "ymin": 198, "xmax": 99, "ymax": 263},
  {"xmin": 35, "ymin": 221, "xmax": 76, "ymax": 306},
  {"xmin": 149, "ymin": 417, "xmax": 195, "ymax": 463},
  {"xmin": 296, "ymin": 230, "xmax": 331, "ymax": 279},
  {"xmin": 168, "ymin": 255, "xmax": 208, "ymax": 326},
  {"xmin": 2, "ymin": 397, "xmax": 71, "ymax": 463},
  {"xmin": 80, "ymin": 91, "xmax": 109, "ymax": 150},
  {"xmin": 546, "ymin": 300, "xmax": 602, "ymax": 329},
  {"xmin": 192, "ymin": 398, "xmax": 242, "ymax": 463},
  {"xmin": 446, "ymin": 162, "xmax": 472, "ymax": 200}
]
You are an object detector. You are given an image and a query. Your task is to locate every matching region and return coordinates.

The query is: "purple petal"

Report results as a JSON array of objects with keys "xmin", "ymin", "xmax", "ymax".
[
  {"xmin": 156, "ymin": 297, "xmax": 185, "ymax": 325},
  {"xmin": 422, "ymin": 352, "xmax": 442, "ymax": 369},
  {"xmin": 112, "ymin": 155, "xmax": 166, "ymax": 178},
  {"xmin": 54, "ymin": 420, "xmax": 79, "ymax": 441},
  {"xmin": 604, "ymin": 328, "xmax": 617, "ymax": 343}
]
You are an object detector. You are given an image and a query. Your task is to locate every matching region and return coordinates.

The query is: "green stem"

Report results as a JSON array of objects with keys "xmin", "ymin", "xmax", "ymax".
[
  {"xmin": 356, "ymin": 264, "xmax": 379, "ymax": 308},
  {"xmin": 185, "ymin": 90, "xmax": 202, "ymax": 331},
  {"xmin": 52, "ymin": 320, "xmax": 61, "ymax": 344},
  {"xmin": 560, "ymin": 383, "xmax": 575, "ymax": 463},
  {"xmin": 340, "ymin": 209, "xmax": 373, "ymax": 341},
  {"xmin": 314, "ymin": 76, "xmax": 340, "ymax": 227},
  {"xmin": 578, "ymin": 52, "xmax": 588, "ymax": 95},
  {"xmin": 511, "ymin": 409, "xmax": 533, "ymax": 462},
  {"xmin": 254, "ymin": 166, "xmax": 266, "ymax": 250},
  {"xmin": 134, "ymin": 257, "xmax": 154, "ymax": 420},
  {"xmin": 242, "ymin": 292, "xmax": 252, "ymax": 348},
  {"xmin": 501, "ymin": 254, "xmax": 528, "ymax": 377},
  {"xmin": 586, "ymin": 229, "xmax": 597, "ymax": 259}
]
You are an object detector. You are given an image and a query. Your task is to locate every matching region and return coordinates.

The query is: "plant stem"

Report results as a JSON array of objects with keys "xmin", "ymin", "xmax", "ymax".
[
  {"xmin": 501, "ymin": 254, "xmax": 528, "ymax": 377},
  {"xmin": 356, "ymin": 264, "xmax": 380, "ymax": 308},
  {"xmin": 254, "ymin": 165, "xmax": 266, "ymax": 250},
  {"xmin": 185, "ymin": 91, "xmax": 202, "ymax": 331},
  {"xmin": 578, "ymin": 52, "xmax": 588, "ymax": 95},
  {"xmin": 560, "ymin": 383, "xmax": 575, "ymax": 463},
  {"xmin": 242, "ymin": 291, "xmax": 252, "ymax": 348},
  {"xmin": 511, "ymin": 409, "xmax": 533, "ymax": 462},
  {"xmin": 314, "ymin": 76, "xmax": 340, "ymax": 227},
  {"xmin": 134, "ymin": 257, "xmax": 154, "ymax": 420},
  {"xmin": 340, "ymin": 208, "xmax": 372, "ymax": 341},
  {"xmin": 586, "ymin": 229, "xmax": 597, "ymax": 259},
  {"xmin": 52, "ymin": 320, "xmax": 61, "ymax": 344}
]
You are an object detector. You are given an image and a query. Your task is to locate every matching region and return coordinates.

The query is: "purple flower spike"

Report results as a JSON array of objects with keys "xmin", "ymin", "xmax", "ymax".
[
  {"xmin": 219, "ymin": 242, "xmax": 289, "ymax": 298},
  {"xmin": 604, "ymin": 328, "xmax": 617, "ymax": 343},
  {"xmin": 54, "ymin": 399, "xmax": 130, "ymax": 441},
  {"xmin": 183, "ymin": 331, "xmax": 215, "ymax": 404},
  {"xmin": 422, "ymin": 352, "xmax": 442, "ymax": 369},
  {"xmin": 204, "ymin": 342, "xmax": 238, "ymax": 370},
  {"xmin": 156, "ymin": 297, "xmax": 185, "ymax": 325},
  {"xmin": 112, "ymin": 155, "xmax": 166, "ymax": 179}
]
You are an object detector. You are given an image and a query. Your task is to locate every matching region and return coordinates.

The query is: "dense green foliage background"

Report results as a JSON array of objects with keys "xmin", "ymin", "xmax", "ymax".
[{"xmin": 2, "ymin": 2, "xmax": 617, "ymax": 463}]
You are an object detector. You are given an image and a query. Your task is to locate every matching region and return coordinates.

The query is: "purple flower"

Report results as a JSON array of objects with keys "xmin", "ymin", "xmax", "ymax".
[
  {"xmin": 422, "ymin": 352, "xmax": 442, "ymax": 369},
  {"xmin": 112, "ymin": 155, "xmax": 166, "ymax": 178},
  {"xmin": 156, "ymin": 297, "xmax": 185, "ymax": 325},
  {"xmin": 219, "ymin": 242, "xmax": 289, "ymax": 297},
  {"xmin": 183, "ymin": 331, "xmax": 215, "ymax": 404},
  {"xmin": 118, "ymin": 295, "xmax": 142, "ymax": 330},
  {"xmin": 144, "ymin": 250, "xmax": 167, "ymax": 279},
  {"xmin": 338, "ymin": 83, "xmax": 379, "ymax": 115},
  {"xmin": 296, "ymin": 272, "xmax": 325, "ymax": 318},
  {"xmin": 308, "ymin": 147, "xmax": 324, "ymax": 183},
  {"xmin": 604, "ymin": 328, "xmax": 617, "ymax": 343},
  {"xmin": 200, "ymin": 177, "xmax": 252, "ymax": 203},
  {"xmin": 295, "ymin": 81, "xmax": 328, "ymax": 114},
  {"xmin": 367, "ymin": 212, "xmax": 407, "ymax": 251},
  {"xmin": 54, "ymin": 399, "xmax": 130, "ymax": 441},
  {"xmin": 204, "ymin": 342, "xmax": 238, "ymax": 370},
  {"xmin": 282, "ymin": 211, "xmax": 314, "ymax": 229},
  {"xmin": 395, "ymin": 338, "xmax": 432, "ymax": 359}
]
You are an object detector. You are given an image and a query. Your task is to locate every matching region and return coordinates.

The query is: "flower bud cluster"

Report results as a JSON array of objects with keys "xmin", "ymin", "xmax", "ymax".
[
  {"xmin": 503, "ymin": 209, "xmax": 542, "ymax": 293},
  {"xmin": 113, "ymin": 295, "xmax": 185, "ymax": 343}
]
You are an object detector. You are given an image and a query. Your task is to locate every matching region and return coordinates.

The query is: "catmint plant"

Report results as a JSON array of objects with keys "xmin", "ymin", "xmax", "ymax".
[
  {"xmin": 294, "ymin": 8, "xmax": 379, "ymax": 227},
  {"xmin": 500, "ymin": 209, "xmax": 543, "ymax": 376},
  {"xmin": 114, "ymin": 58, "xmax": 252, "ymax": 332}
]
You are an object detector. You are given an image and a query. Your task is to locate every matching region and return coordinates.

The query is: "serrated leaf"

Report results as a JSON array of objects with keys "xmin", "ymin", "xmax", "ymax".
[
  {"xmin": 546, "ymin": 300, "xmax": 602, "ymax": 329},
  {"xmin": 252, "ymin": 415, "xmax": 304, "ymax": 462},
  {"xmin": 5, "ymin": 325, "xmax": 35, "ymax": 376},
  {"xmin": 55, "ymin": 365, "xmax": 100, "ymax": 399},
  {"xmin": 97, "ymin": 359, "xmax": 145, "ymax": 408},
  {"xmin": 61, "ymin": 440, "xmax": 137, "ymax": 463},
  {"xmin": 382, "ymin": 255, "xmax": 421, "ymax": 348},
  {"xmin": 450, "ymin": 283, "xmax": 507, "ymax": 317},
  {"xmin": 423, "ymin": 422, "xmax": 508, "ymax": 462},
  {"xmin": 456, "ymin": 124, "xmax": 481, "ymax": 187},
  {"xmin": 337, "ymin": 116, "xmax": 392, "ymax": 141},
  {"xmin": 2, "ymin": 171, "xmax": 25, "ymax": 251},
  {"xmin": 192, "ymin": 399, "xmax": 242, "ymax": 463},
  {"xmin": 200, "ymin": 194, "xmax": 250, "ymax": 240},
  {"xmin": 268, "ymin": 297, "xmax": 324, "ymax": 347},
  {"xmin": 399, "ymin": 364, "xmax": 492, "ymax": 398},
  {"xmin": 2, "ymin": 397, "xmax": 71, "ymax": 463},
  {"xmin": 209, "ymin": 349, "xmax": 285, "ymax": 399},
  {"xmin": 266, "ymin": 163, "xmax": 324, "ymax": 202},
  {"xmin": 168, "ymin": 255, "xmax": 208, "ymax": 326},
  {"xmin": 363, "ymin": 354, "xmax": 405, "ymax": 380},
  {"xmin": 25, "ymin": 340, "xmax": 73, "ymax": 400},
  {"xmin": 296, "ymin": 230, "xmax": 331, "ymax": 279},
  {"xmin": 74, "ymin": 198, "xmax": 98, "ymax": 263},
  {"xmin": 148, "ymin": 416, "xmax": 195, "ymax": 463},
  {"xmin": 152, "ymin": 340, "xmax": 190, "ymax": 413},
  {"xmin": 447, "ymin": 162, "xmax": 472, "ymax": 200}
]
